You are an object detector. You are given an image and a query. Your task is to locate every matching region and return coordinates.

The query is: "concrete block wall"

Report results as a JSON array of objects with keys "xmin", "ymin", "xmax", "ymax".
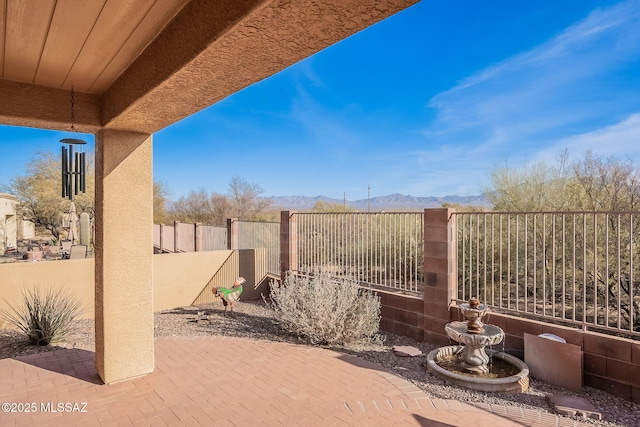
[
  {"xmin": 376, "ymin": 289, "xmax": 640, "ymax": 403},
  {"xmin": 378, "ymin": 291, "xmax": 424, "ymax": 343},
  {"xmin": 583, "ymin": 331, "xmax": 640, "ymax": 403},
  {"xmin": 484, "ymin": 312, "xmax": 640, "ymax": 403}
]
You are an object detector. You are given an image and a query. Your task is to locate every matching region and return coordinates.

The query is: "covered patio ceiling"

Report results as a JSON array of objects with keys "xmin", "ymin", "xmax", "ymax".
[
  {"xmin": 0, "ymin": 0, "xmax": 419, "ymax": 135},
  {"xmin": 0, "ymin": 0, "xmax": 421, "ymax": 384}
]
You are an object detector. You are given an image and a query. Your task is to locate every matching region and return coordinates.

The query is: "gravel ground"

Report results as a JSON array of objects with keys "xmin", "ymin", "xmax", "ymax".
[{"xmin": 1, "ymin": 300, "xmax": 638, "ymax": 427}]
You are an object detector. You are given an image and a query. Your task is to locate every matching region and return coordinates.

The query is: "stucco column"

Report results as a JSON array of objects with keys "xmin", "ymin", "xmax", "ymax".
[{"xmin": 94, "ymin": 130, "xmax": 154, "ymax": 384}]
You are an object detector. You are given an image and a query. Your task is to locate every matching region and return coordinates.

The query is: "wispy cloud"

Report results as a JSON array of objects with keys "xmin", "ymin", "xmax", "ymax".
[
  {"xmin": 452, "ymin": 2, "xmax": 640, "ymax": 93},
  {"xmin": 411, "ymin": 0, "xmax": 640, "ymax": 195},
  {"xmin": 287, "ymin": 67, "xmax": 367, "ymax": 163},
  {"xmin": 538, "ymin": 112, "xmax": 640, "ymax": 161},
  {"xmin": 426, "ymin": 0, "xmax": 640, "ymax": 143}
]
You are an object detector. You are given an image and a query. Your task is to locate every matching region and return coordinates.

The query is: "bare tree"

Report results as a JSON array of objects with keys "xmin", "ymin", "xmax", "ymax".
[
  {"xmin": 227, "ymin": 176, "xmax": 272, "ymax": 219},
  {"xmin": 4, "ymin": 150, "xmax": 170, "ymax": 240},
  {"xmin": 311, "ymin": 200, "xmax": 355, "ymax": 212},
  {"xmin": 488, "ymin": 150, "xmax": 640, "ymax": 212},
  {"xmin": 153, "ymin": 180, "xmax": 172, "ymax": 224},
  {"xmin": 4, "ymin": 151, "xmax": 94, "ymax": 240},
  {"xmin": 486, "ymin": 151, "xmax": 573, "ymax": 211},
  {"xmin": 170, "ymin": 189, "xmax": 215, "ymax": 223},
  {"xmin": 572, "ymin": 151, "xmax": 640, "ymax": 211},
  {"xmin": 168, "ymin": 177, "xmax": 272, "ymax": 226}
]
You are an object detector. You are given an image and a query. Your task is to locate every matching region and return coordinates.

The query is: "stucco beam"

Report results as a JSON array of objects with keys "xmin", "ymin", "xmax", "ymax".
[
  {"xmin": 0, "ymin": 80, "xmax": 101, "ymax": 132},
  {"xmin": 102, "ymin": 0, "xmax": 419, "ymax": 134}
]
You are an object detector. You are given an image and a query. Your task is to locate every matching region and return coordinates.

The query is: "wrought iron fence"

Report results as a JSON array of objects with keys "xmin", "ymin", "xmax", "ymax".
[
  {"xmin": 455, "ymin": 211, "xmax": 640, "ymax": 336},
  {"xmin": 236, "ymin": 220, "xmax": 280, "ymax": 275},
  {"xmin": 293, "ymin": 212, "xmax": 424, "ymax": 294}
]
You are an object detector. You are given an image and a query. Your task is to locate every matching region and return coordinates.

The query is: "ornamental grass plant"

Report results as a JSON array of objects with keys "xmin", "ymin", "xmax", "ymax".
[
  {"xmin": 265, "ymin": 271, "xmax": 382, "ymax": 348},
  {"xmin": 1, "ymin": 286, "xmax": 84, "ymax": 346}
]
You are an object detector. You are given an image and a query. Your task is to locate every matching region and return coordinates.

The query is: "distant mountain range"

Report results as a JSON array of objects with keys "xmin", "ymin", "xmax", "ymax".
[{"xmin": 267, "ymin": 193, "xmax": 490, "ymax": 211}]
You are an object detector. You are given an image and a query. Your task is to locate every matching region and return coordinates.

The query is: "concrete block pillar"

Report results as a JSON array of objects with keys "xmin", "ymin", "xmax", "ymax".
[
  {"xmin": 423, "ymin": 208, "xmax": 457, "ymax": 344},
  {"xmin": 280, "ymin": 210, "xmax": 297, "ymax": 279},
  {"xmin": 227, "ymin": 218, "xmax": 239, "ymax": 250},
  {"xmin": 94, "ymin": 130, "xmax": 154, "ymax": 384}
]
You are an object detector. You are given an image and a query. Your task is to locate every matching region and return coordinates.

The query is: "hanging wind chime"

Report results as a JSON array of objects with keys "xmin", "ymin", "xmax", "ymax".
[{"xmin": 60, "ymin": 85, "xmax": 87, "ymax": 200}]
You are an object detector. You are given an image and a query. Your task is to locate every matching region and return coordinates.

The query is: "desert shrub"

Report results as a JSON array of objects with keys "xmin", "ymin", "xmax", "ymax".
[
  {"xmin": 1, "ymin": 287, "xmax": 84, "ymax": 346},
  {"xmin": 265, "ymin": 272, "xmax": 382, "ymax": 347}
]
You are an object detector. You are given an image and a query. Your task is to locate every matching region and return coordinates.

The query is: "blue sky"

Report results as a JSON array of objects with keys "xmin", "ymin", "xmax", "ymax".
[{"xmin": 2, "ymin": 0, "xmax": 640, "ymax": 201}]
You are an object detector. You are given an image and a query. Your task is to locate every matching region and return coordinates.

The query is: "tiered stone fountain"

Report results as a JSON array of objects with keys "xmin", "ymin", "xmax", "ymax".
[{"xmin": 426, "ymin": 298, "xmax": 529, "ymax": 393}]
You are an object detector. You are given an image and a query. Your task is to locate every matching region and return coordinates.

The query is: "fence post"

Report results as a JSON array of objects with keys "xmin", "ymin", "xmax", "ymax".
[
  {"xmin": 194, "ymin": 223, "xmax": 201, "ymax": 252},
  {"xmin": 423, "ymin": 208, "xmax": 457, "ymax": 344},
  {"xmin": 280, "ymin": 211, "xmax": 298, "ymax": 279},
  {"xmin": 174, "ymin": 221, "xmax": 179, "ymax": 253},
  {"xmin": 227, "ymin": 218, "xmax": 239, "ymax": 250}
]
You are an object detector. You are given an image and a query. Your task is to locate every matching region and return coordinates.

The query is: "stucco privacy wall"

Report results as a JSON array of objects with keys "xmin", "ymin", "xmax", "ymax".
[
  {"xmin": 0, "ymin": 259, "xmax": 95, "ymax": 327},
  {"xmin": 0, "ymin": 251, "xmax": 234, "ymax": 326},
  {"xmin": 153, "ymin": 250, "xmax": 233, "ymax": 311}
]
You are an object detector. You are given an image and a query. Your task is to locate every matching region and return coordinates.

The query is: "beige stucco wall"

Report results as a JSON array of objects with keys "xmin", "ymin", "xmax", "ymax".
[
  {"xmin": 0, "ymin": 194, "xmax": 37, "ymax": 256},
  {"xmin": 0, "ymin": 251, "xmax": 234, "ymax": 329},
  {"xmin": 0, "ymin": 194, "xmax": 19, "ymax": 254},
  {"xmin": 153, "ymin": 250, "xmax": 233, "ymax": 312},
  {"xmin": 0, "ymin": 259, "xmax": 95, "ymax": 328}
]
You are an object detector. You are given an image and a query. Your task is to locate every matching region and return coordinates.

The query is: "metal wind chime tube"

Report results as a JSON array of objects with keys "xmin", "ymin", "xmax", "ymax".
[
  {"xmin": 61, "ymin": 142, "xmax": 87, "ymax": 200},
  {"xmin": 60, "ymin": 84, "xmax": 87, "ymax": 200},
  {"xmin": 74, "ymin": 149, "xmax": 79, "ymax": 195},
  {"xmin": 61, "ymin": 145, "xmax": 67, "ymax": 198}
]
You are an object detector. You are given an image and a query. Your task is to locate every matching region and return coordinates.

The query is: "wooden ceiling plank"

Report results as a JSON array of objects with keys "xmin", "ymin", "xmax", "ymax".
[
  {"xmin": 4, "ymin": 0, "xmax": 55, "ymax": 82},
  {"xmin": 35, "ymin": 0, "xmax": 106, "ymax": 89},
  {"xmin": 89, "ymin": 0, "xmax": 189, "ymax": 94},
  {"xmin": 64, "ymin": 0, "xmax": 156, "ymax": 91}
]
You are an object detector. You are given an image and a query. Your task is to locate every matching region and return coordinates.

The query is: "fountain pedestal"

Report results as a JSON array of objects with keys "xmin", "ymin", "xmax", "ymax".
[{"xmin": 445, "ymin": 322, "xmax": 505, "ymax": 374}]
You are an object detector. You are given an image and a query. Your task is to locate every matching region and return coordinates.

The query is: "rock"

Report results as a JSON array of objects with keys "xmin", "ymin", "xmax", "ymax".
[
  {"xmin": 548, "ymin": 395, "xmax": 602, "ymax": 421},
  {"xmin": 392, "ymin": 345, "xmax": 423, "ymax": 357}
]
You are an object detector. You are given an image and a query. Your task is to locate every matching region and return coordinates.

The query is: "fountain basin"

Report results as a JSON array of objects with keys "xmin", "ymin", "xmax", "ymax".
[
  {"xmin": 445, "ymin": 322, "xmax": 504, "ymax": 347},
  {"xmin": 426, "ymin": 345, "xmax": 529, "ymax": 393}
]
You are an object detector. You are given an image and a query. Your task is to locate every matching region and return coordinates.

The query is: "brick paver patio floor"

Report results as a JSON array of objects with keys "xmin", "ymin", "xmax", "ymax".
[{"xmin": 0, "ymin": 336, "xmax": 594, "ymax": 426}]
